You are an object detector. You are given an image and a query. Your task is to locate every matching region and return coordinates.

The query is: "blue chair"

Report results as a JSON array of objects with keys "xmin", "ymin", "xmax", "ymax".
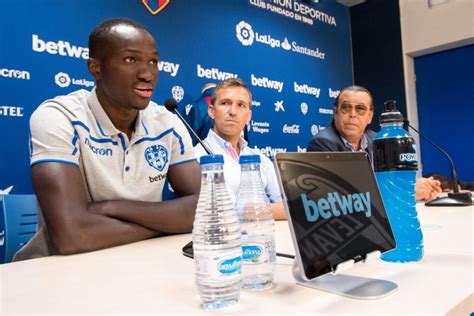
[{"xmin": 0, "ymin": 194, "xmax": 38, "ymax": 264}]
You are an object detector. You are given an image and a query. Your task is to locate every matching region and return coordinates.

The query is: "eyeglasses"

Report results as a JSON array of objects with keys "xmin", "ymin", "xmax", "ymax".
[{"xmin": 338, "ymin": 103, "xmax": 370, "ymax": 116}]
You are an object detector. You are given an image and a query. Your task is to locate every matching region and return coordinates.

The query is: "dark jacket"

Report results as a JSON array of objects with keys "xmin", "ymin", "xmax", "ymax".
[{"xmin": 307, "ymin": 122, "xmax": 376, "ymax": 159}]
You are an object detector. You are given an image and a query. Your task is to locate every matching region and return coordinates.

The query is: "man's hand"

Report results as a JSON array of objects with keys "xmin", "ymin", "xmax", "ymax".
[{"xmin": 416, "ymin": 177, "xmax": 442, "ymax": 201}]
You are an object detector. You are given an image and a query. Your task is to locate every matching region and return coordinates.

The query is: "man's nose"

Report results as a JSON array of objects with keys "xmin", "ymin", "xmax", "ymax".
[
  {"xmin": 349, "ymin": 107, "xmax": 357, "ymax": 117},
  {"xmin": 228, "ymin": 103, "xmax": 238, "ymax": 115},
  {"xmin": 137, "ymin": 63, "xmax": 155, "ymax": 82}
]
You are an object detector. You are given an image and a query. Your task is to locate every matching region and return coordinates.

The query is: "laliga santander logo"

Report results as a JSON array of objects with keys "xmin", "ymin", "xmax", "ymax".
[
  {"xmin": 55, "ymin": 72, "xmax": 71, "ymax": 88},
  {"xmin": 142, "ymin": 0, "xmax": 170, "ymax": 15},
  {"xmin": 236, "ymin": 21, "xmax": 254, "ymax": 46}
]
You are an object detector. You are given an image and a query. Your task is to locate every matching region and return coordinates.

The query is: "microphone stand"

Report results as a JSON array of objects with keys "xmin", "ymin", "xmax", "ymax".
[
  {"xmin": 404, "ymin": 120, "xmax": 472, "ymax": 206},
  {"xmin": 164, "ymin": 99, "xmax": 214, "ymax": 155}
]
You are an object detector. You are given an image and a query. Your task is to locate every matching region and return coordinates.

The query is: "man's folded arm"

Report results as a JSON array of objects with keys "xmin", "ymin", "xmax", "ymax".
[
  {"xmin": 32, "ymin": 162, "xmax": 163, "ymax": 255},
  {"xmin": 90, "ymin": 160, "xmax": 201, "ymax": 233}
]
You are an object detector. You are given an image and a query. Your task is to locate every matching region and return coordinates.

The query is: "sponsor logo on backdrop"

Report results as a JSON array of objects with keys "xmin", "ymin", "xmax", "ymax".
[
  {"xmin": 329, "ymin": 88, "xmax": 340, "ymax": 98},
  {"xmin": 171, "ymin": 86, "xmax": 184, "ymax": 102},
  {"xmin": 297, "ymin": 145, "xmax": 307, "ymax": 152},
  {"xmin": 55, "ymin": 72, "xmax": 70, "ymax": 88},
  {"xmin": 251, "ymin": 100, "xmax": 261, "ymax": 107},
  {"xmin": 0, "ymin": 106, "xmax": 23, "ymax": 117},
  {"xmin": 142, "ymin": 0, "xmax": 170, "ymax": 15},
  {"xmin": 274, "ymin": 100, "xmax": 285, "ymax": 112},
  {"xmin": 250, "ymin": 120, "xmax": 270, "ymax": 134},
  {"xmin": 32, "ymin": 34, "xmax": 88, "ymax": 59},
  {"xmin": 185, "ymin": 104, "xmax": 192, "ymax": 115},
  {"xmin": 1, "ymin": 68, "xmax": 30, "ymax": 80},
  {"xmin": 236, "ymin": 21, "xmax": 255, "ymax": 46},
  {"xmin": 54, "ymin": 72, "xmax": 94, "ymax": 88},
  {"xmin": 159, "ymin": 61, "xmax": 179, "ymax": 77},
  {"xmin": 283, "ymin": 124, "xmax": 300, "ymax": 134},
  {"xmin": 235, "ymin": 21, "xmax": 325, "ymax": 60},
  {"xmin": 311, "ymin": 124, "xmax": 326, "ymax": 135},
  {"xmin": 250, "ymin": 74, "xmax": 284, "ymax": 92},
  {"xmin": 300, "ymin": 102, "xmax": 308, "ymax": 115},
  {"xmin": 248, "ymin": 0, "xmax": 336, "ymax": 27},
  {"xmin": 319, "ymin": 108, "xmax": 333, "ymax": 114},
  {"xmin": 197, "ymin": 64, "xmax": 237, "ymax": 80},
  {"xmin": 294, "ymin": 81, "xmax": 320, "ymax": 98},
  {"xmin": 252, "ymin": 145, "xmax": 287, "ymax": 157},
  {"xmin": 311, "ymin": 124, "xmax": 319, "ymax": 136}
]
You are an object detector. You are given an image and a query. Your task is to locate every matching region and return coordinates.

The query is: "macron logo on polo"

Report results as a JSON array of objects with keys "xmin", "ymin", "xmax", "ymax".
[{"xmin": 32, "ymin": 34, "xmax": 89, "ymax": 59}]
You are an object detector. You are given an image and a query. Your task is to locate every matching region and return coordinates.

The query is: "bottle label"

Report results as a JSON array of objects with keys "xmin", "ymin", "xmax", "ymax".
[
  {"xmin": 242, "ymin": 238, "xmax": 272, "ymax": 264},
  {"xmin": 195, "ymin": 249, "xmax": 242, "ymax": 282},
  {"xmin": 374, "ymin": 137, "xmax": 418, "ymax": 171}
]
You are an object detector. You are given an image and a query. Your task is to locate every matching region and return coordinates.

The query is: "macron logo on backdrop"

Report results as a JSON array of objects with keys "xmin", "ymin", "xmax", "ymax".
[{"xmin": 32, "ymin": 34, "xmax": 89, "ymax": 59}]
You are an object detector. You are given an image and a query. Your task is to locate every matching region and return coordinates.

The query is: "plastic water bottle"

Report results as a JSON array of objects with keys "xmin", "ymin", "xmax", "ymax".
[
  {"xmin": 192, "ymin": 155, "xmax": 242, "ymax": 310},
  {"xmin": 235, "ymin": 154, "xmax": 276, "ymax": 290},
  {"xmin": 374, "ymin": 100, "xmax": 424, "ymax": 262}
]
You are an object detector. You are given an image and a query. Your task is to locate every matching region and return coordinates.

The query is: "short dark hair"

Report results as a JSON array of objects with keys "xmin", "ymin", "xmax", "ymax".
[
  {"xmin": 88, "ymin": 18, "xmax": 147, "ymax": 58},
  {"xmin": 211, "ymin": 77, "xmax": 252, "ymax": 106},
  {"xmin": 334, "ymin": 85, "xmax": 374, "ymax": 111}
]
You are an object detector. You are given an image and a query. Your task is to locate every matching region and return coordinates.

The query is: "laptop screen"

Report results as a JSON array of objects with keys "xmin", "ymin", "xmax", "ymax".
[{"xmin": 274, "ymin": 152, "xmax": 395, "ymax": 280}]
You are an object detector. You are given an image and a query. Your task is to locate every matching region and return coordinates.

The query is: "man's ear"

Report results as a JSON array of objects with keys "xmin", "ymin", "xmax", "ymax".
[
  {"xmin": 208, "ymin": 104, "xmax": 215, "ymax": 119},
  {"xmin": 246, "ymin": 109, "xmax": 252, "ymax": 125},
  {"xmin": 87, "ymin": 58, "xmax": 101, "ymax": 80}
]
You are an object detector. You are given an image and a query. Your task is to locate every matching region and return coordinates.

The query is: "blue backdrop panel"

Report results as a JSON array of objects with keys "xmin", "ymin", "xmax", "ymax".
[
  {"xmin": 414, "ymin": 44, "xmax": 474, "ymax": 181},
  {"xmin": 0, "ymin": 0, "xmax": 352, "ymax": 194}
]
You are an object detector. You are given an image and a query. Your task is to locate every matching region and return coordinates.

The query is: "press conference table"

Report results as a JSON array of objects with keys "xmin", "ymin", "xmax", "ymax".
[{"xmin": 1, "ymin": 204, "xmax": 472, "ymax": 315}]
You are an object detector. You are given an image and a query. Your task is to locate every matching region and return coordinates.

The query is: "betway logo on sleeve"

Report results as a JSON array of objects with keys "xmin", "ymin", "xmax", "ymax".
[
  {"xmin": 251, "ymin": 74, "xmax": 283, "ymax": 92},
  {"xmin": 197, "ymin": 64, "xmax": 237, "ymax": 80},
  {"xmin": 32, "ymin": 34, "xmax": 88, "ymax": 59},
  {"xmin": 294, "ymin": 81, "xmax": 320, "ymax": 98}
]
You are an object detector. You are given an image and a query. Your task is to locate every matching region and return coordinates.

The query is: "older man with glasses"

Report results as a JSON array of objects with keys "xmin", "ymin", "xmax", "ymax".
[
  {"xmin": 307, "ymin": 85, "xmax": 375, "ymax": 157},
  {"xmin": 307, "ymin": 85, "xmax": 441, "ymax": 201}
]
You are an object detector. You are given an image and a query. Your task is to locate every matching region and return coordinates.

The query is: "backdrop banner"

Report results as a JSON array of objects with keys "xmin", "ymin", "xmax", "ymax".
[{"xmin": 0, "ymin": 0, "xmax": 352, "ymax": 194}]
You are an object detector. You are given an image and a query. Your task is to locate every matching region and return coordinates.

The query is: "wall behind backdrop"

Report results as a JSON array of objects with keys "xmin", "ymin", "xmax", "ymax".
[{"xmin": 0, "ymin": 0, "xmax": 352, "ymax": 194}]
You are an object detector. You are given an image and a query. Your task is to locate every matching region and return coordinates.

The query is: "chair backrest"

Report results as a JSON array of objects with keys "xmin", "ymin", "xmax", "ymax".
[{"xmin": 0, "ymin": 194, "xmax": 38, "ymax": 264}]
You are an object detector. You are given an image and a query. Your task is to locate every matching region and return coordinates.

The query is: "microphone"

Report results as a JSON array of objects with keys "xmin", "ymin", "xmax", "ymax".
[
  {"xmin": 404, "ymin": 119, "xmax": 472, "ymax": 206},
  {"xmin": 164, "ymin": 98, "xmax": 214, "ymax": 155}
]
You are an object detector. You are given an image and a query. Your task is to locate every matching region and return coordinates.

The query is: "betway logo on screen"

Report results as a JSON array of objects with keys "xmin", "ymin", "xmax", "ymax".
[
  {"xmin": 235, "ymin": 21, "xmax": 325, "ymax": 60},
  {"xmin": 32, "ymin": 34, "xmax": 89, "ymax": 59}
]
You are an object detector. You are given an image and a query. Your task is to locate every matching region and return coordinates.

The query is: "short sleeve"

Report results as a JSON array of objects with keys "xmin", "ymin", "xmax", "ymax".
[
  {"xmin": 30, "ymin": 102, "xmax": 80, "ymax": 167},
  {"xmin": 169, "ymin": 115, "xmax": 197, "ymax": 166}
]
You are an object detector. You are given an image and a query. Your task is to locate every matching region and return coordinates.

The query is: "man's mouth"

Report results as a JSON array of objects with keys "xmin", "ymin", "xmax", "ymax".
[{"xmin": 135, "ymin": 87, "xmax": 153, "ymax": 98}]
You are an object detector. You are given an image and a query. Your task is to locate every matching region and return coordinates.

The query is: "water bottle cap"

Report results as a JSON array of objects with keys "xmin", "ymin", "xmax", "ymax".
[
  {"xmin": 239, "ymin": 154, "xmax": 261, "ymax": 164},
  {"xmin": 380, "ymin": 100, "xmax": 403, "ymax": 124},
  {"xmin": 200, "ymin": 154, "xmax": 224, "ymax": 165}
]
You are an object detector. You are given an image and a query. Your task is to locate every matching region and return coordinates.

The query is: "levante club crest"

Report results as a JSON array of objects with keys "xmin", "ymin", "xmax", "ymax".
[{"xmin": 142, "ymin": 0, "xmax": 170, "ymax": 15}]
